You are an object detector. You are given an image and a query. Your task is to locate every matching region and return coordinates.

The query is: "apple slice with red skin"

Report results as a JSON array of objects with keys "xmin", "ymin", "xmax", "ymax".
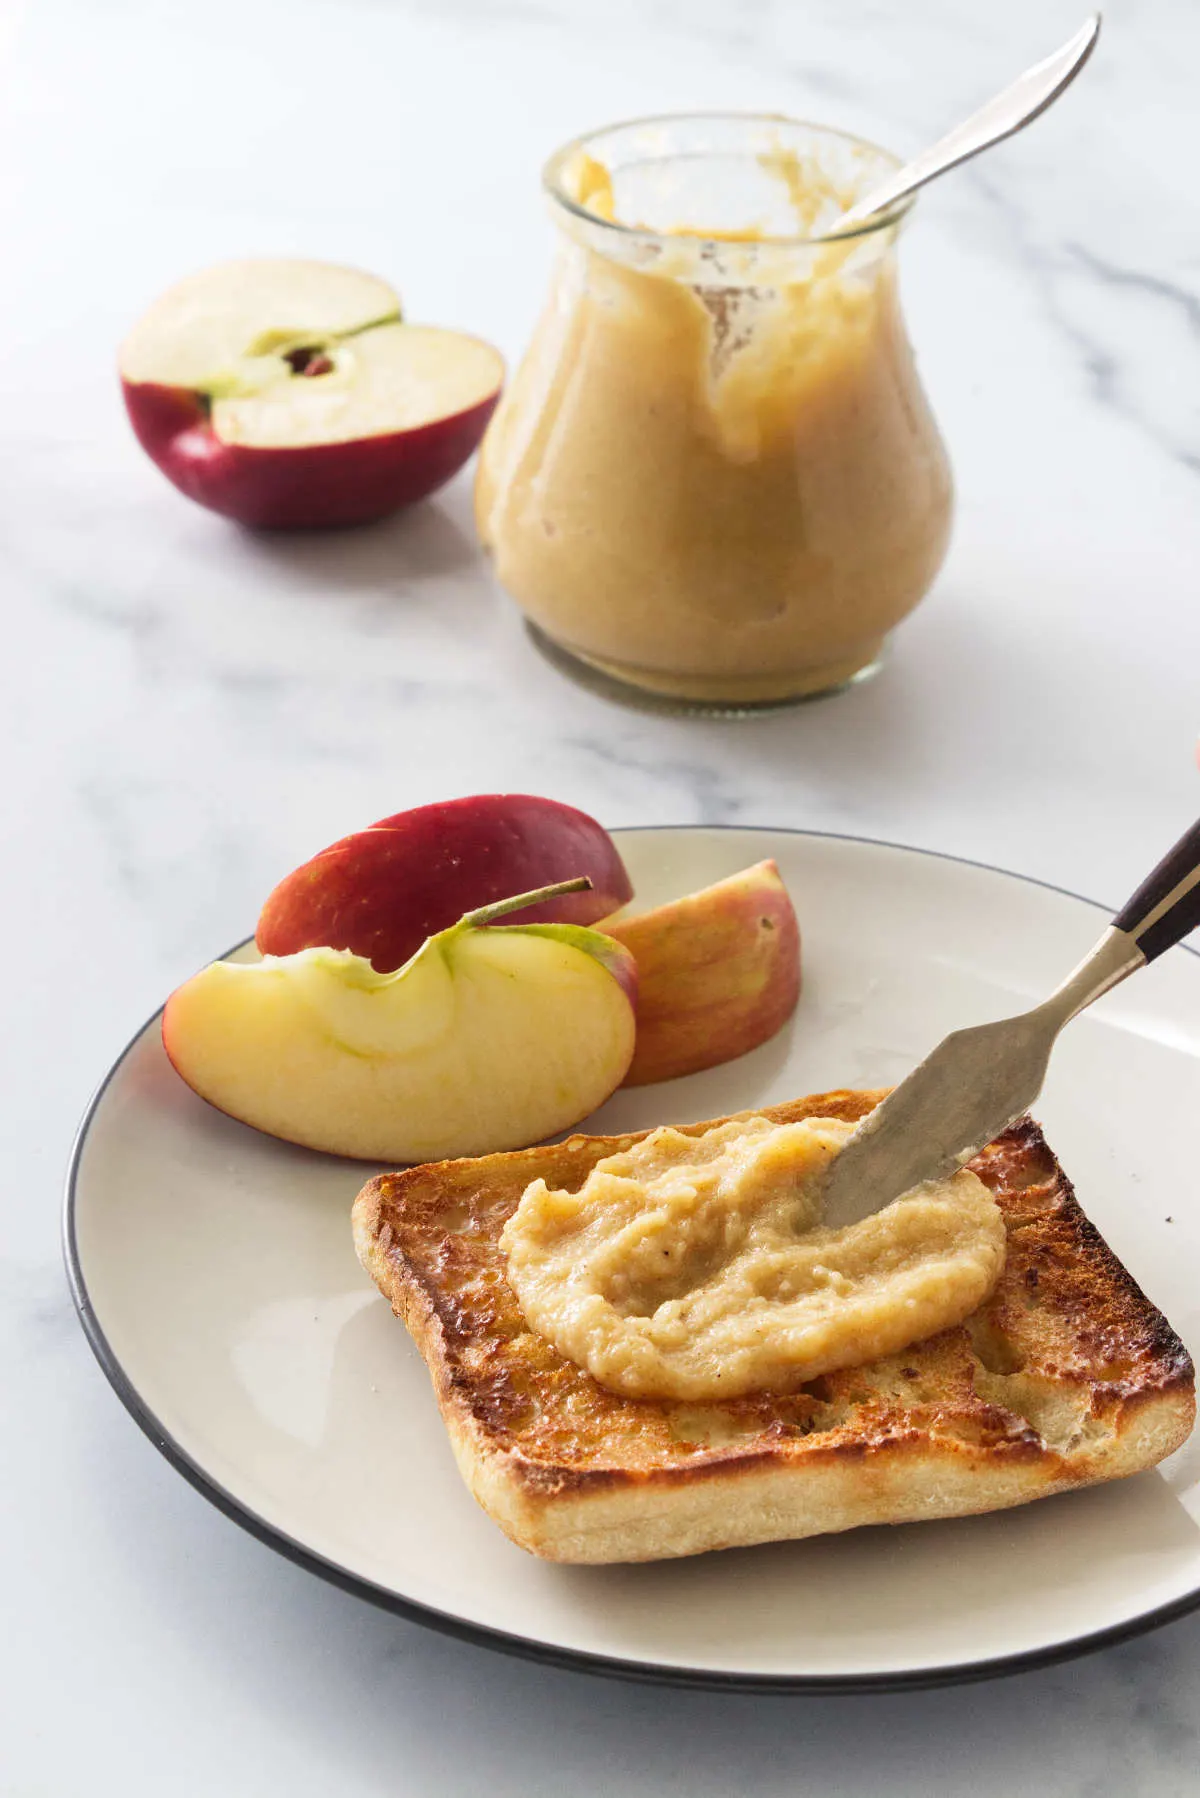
[
  {"xmin": 120, "ymin": 258, "xmax": 503, "ymax": 529},
  {"xmin": 163, "ymin": 879, "xmax": 638, "ymax": 1163},
  {"xmin": 256, "ymin": 794, "xmax": 634, "ymax": 974},
  {"xmin": 601, "ymin": 859, "xmax": 801, "ymax": 1086}
]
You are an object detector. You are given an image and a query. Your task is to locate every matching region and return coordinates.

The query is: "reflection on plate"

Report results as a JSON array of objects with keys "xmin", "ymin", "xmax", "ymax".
[{"xmin": 65, "ymin": 828, "xmax": 1200, "ymax": 1691}]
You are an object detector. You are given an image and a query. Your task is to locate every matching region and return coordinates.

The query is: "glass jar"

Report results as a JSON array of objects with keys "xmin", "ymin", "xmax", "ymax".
[{"xmin": 475, "ymin": 114, "xmax": 953, "ymax": 711}]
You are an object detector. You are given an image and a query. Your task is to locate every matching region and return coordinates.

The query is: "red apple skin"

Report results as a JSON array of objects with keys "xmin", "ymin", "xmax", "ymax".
[
  {"xmin": 121, "ymin": 378, "xmax": 501, "ymax": 530},
  {"xmin": 601, "ymin": 859, "xmax": 801, "ymax": 1086},
  {"xmin": 255, "ymin": 794, "xmax": 635, "ymax": 973}
]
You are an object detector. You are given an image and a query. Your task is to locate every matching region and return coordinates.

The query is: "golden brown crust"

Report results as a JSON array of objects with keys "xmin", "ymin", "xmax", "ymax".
[{"xmin": 352, "ymin": 1090, "xmax": 1195, "ymax": 1562}]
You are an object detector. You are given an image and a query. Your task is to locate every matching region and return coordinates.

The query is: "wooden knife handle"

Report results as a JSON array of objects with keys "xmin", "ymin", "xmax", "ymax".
[{"xmin": 1113, "ymin": 816, "xmax": 1200, "ymax": 963}]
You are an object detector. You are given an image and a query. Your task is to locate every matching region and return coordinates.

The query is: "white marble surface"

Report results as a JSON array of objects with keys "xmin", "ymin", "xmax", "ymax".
[{"xmin": 3, "ymin": 0, "xmax": 1199, "ymax": 1789}]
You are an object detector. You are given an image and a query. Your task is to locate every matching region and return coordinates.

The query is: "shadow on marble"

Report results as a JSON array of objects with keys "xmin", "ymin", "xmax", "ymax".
[
  {"xmin": 233, "ymin": 498, "xmax": 479, "ymax": 596},
  {"xmin": 662, "ymin": 587, "xmax": 1064, "ymax": 816}
]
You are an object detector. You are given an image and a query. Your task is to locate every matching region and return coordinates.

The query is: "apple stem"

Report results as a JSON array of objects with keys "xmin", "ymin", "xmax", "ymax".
[{"xmin": 461, "ymin": 877, "xmax": 593, "ymax": 929}]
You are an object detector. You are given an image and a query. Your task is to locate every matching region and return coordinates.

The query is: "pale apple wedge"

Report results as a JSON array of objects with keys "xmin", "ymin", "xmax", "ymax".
[
  {"xmin": 162, "ymin": 883, "xmax": 637, "ymax": 1163},
  {"xmin": 601, "ymin": 860, "xmax": 800, "ymax": 1086}
]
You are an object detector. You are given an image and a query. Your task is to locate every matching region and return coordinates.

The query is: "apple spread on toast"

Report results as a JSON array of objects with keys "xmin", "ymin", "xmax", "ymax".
[
  {"xmin": 502, "ymin": 1114, "xmax": 1005, "ymax": 1400},
  {"xmin": 353, "ymin": 1089, "xmax": 1195, "ymax": 1564}
]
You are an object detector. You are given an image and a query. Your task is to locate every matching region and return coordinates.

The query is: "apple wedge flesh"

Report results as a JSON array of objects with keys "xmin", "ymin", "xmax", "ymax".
[
  {"xmin": 256, "ymin": 793, "xmax": 633, "ymax": 972},
  {"xmin": 162, "ymin": 906, "xmax": 637, "ymax": 1163},
  {"xmin": 602, "ymin": 859, "xmax": 801, "ymax": 1086}
]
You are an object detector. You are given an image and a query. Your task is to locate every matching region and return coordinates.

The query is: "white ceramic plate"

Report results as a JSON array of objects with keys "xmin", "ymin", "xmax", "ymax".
[{"xmin": 66, "ymin": 828, "xmax": 1200, "ymax": 1691}]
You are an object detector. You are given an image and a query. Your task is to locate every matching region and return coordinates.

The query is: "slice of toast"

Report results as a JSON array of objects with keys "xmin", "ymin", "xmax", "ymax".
[{"xmin": 352, "ymin": 1090, "xmax": 1195, "ymax": 1563}]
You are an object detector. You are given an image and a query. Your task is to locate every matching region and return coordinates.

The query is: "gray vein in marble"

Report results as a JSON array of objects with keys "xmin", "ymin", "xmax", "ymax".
[
  {"xmin": 0, "ymin": 1264, "xmax": 83, "ymax": 1354},
  {"xmin": 1067, "ymin": 243, "xmax": 1200, "ymax": 340},
  {"xmin": 23, "ymin": 541, "xmax": 491, "ymax": 765},
  {"xmin": 971, "ymin": 168, "xmax": 1200, "ymax": 476},
  {"xmin": 213, "ymin": 665, "xmax": 486, "ymax": 725},
  {"xmin": 76, "ymin": 775, "xmax": 148, "ymax": 903},
  {"xmin": 14, "ymin": 551, "xmax": 166, "ymax": 645},
  {"xmin": 561, "ymin": 730, "xmax": 748, "ymax": 823},
  {"xmin": 1063, "ymin": 240, "xmax": 1200, "ymax": 473}
]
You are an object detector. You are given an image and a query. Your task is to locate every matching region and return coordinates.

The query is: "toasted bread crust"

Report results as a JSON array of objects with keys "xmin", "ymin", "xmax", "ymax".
[{"xmin": 352, "ymin": 1091, "xmax": 1195, "ymax": 1562}]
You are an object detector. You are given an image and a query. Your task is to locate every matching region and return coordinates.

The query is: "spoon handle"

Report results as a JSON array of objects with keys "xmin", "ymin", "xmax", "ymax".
[
  {"xmin": 1113, "ymin": 816, "xmax": 1200, "ymax": 963},
  {"xmin": 837, "ymin": 15, "xmax": 1101, "ymax": 232}
]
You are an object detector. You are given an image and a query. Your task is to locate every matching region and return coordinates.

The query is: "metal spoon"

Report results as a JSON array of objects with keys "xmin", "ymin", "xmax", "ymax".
[{"xmin": 835, "ymin": 14, "xmax": 1101, "ymax": 235}]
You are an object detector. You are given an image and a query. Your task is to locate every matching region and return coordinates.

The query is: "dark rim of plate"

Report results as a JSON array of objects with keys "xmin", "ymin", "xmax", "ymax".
[{"xmin": 62, "ymin": 825, "xmax": 1200, "ymax": 1696}]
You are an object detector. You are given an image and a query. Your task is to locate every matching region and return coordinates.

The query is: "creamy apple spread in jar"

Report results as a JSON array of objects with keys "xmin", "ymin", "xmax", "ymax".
[
  {"xmin": 476, "ymin": 114, "xmax": 953, "ymax": 708},
  {"xmin": 501, "ymin": 1114, "xmax": 1005, "ymax": 1400}
]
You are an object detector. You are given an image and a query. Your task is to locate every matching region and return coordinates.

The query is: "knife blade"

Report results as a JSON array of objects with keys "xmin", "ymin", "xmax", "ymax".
[{"xmin": 820, "ymin": 814, "xmax": 1200, "ymax": 1229}]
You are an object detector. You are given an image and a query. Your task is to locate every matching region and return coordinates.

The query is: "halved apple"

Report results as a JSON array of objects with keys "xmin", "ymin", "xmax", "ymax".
[
  {"xmin": 602, "ymin": 860, "xmax": 801, "ymax": 1085},
  {"xmin": 163, "ymin": 881, "xmax": 637, "ymax": 1162},
  {"xmin": 256, "ymin": 793, "xmax": 634, "ymax": 973},
  {"xmin": 120, "ymin": 258, "xmax": 503, "ymax": 528}
]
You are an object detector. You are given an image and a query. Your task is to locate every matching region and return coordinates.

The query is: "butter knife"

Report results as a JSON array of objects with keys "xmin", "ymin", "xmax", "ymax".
[{"xmin": 822, "ymin": 816, "xmax": 1200, "ymax": 1228}]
